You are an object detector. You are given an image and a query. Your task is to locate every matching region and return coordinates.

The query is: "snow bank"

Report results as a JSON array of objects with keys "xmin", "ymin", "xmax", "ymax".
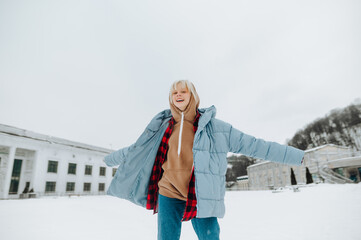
[{"xmin": 0, "ymin": 183, "xmax": 360, "ymax": 240}]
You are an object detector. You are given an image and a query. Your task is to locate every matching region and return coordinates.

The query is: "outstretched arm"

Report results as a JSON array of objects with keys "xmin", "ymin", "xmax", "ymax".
[
  {"xmin": 103, "ymin": 123, "xmax": 160, "ymax": 167},
  {"xmin": 228, "ymin": 126, "xmax": 304, "ymax": 166},
  {"xmin": 103, "ymin": 143, "xmax": 136, "ymax": 167}
]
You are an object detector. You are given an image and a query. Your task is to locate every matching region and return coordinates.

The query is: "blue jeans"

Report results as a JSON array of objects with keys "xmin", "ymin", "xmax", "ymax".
[{"xmin": 157, "ymin": 194, "xmax": 220, "ymax": 240}]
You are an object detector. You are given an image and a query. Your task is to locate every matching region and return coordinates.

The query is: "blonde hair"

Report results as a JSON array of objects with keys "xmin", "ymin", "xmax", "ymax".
[{"xmin": 169, "ymin": 80, "xmax": 200, "ymax": 107}]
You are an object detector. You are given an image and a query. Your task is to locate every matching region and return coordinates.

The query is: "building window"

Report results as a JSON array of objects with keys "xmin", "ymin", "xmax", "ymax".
[
  {"xmin": 66, "ymin": 182, "xmax": 75, "ymax": 192},
  {"xmin": 45, "ymin": 182, "xmax": 56, "ymax": 192},
  {"xmin": 112, "ymin": 168, "xmax": 117, "ymax": 177},
  {"xmin": 99, "ymin": 167, "xmax": 106, "ymax": 176},
  {"xmin": 85, "ymin": 165, "xmax": 92, "ymax": 175},
  {"xmin": 83, "ymin": 183, "xmax": 91, "ymax": 191},
  {"xmin": 68, "ymin": 163, "xmax": 77, "ymax": 174},
  {"xmin": 47, "ymin": 160, "xmax": 58, "ymax": 173},
  {"xmin": 9, "ymin": 159, "xmax": 23, "ymax": 194},
  {"xmin": 99, "ymin": 183, "xmax": 105, "ymax": 192},
  {"xmin": 349, "ymin": 169, "xmax": 358, "ymax": 182}
]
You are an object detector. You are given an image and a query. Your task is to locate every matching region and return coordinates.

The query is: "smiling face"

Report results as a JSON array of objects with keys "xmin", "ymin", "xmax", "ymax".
[{"xmin": 172, "ymin": 83, "xmax": 191, "ymax": 111}]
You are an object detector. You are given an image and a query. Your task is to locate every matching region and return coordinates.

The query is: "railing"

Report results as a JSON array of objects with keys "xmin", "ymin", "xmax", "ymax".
[
  {"xmin": 308, "ymin": 149, "xmax": 361, "ymax": 183},
  {"xmin": 318, "ymin": 165, "xmax": 354, "ymax": 184}
]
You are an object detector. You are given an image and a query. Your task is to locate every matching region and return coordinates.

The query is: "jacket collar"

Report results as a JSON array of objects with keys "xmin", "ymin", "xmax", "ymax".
[
  {"xmin": 197, "ymin": 105, "xmax": 217, "ymax": 129},
  {"xmin": 146, "ymin": 105, "xmax": 217, "ymax": 132}
]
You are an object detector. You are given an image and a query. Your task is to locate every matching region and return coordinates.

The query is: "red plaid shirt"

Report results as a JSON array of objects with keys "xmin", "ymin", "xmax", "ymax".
[{"xmin": 146, "ymin": 110, "xmax": 201, "ymax": 221}]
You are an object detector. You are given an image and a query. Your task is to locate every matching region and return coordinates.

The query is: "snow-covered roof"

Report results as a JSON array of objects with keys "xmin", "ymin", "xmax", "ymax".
[
  {"xmin": 304, "ymin": 144, "xmax": 351, "ymax": 153},
  {"xmin": 0, "ymin": 123, "xmax": 113, "ymax": 154},
  {"xmin": 247, "ymin": 160, "xmax": 270, "ymax": 168}
]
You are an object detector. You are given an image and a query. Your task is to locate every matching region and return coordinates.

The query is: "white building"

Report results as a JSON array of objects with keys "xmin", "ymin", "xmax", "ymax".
[
  {"xmin": 247, "ymin": 144, "xmax": 360, "ymax": 190},
  {"xmin": 0, "ymin": 123, "xmax": 116, "ymax": 199},
  {"xmin": 247, "ymin": 160, "xmax": 304, "ymax": 190}
]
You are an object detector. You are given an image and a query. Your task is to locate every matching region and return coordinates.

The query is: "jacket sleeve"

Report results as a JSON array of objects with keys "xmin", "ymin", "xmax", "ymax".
[
  {"xmin": 103, "ymin": 126, "xmax": 156, "ymax": 167},
  {"xmin": 103, "ymin": 110, "xmax": 168, "ymax": 167},
  {"xmin": 103, "ymin": 143, "xmax": 136, "ymax": 167},
  {"xmin": 228, "ymin": 126, "xmax": 304, "ymax": 166}
]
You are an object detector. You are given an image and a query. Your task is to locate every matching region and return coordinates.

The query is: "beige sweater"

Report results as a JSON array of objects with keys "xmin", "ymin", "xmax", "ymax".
[{"xmin": 158, "ymin": 95, "xmax": 199, "ymax": 201}]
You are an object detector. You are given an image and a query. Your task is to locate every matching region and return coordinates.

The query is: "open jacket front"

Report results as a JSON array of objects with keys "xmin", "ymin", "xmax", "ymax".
[{"xmin": 103, "ymin": 105, "xmax": 305, "ymax": 218}]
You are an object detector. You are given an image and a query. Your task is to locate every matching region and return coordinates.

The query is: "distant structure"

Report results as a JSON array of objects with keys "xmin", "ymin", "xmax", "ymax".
[
  {"xmin": 302, "ymin": 144, "xmax": 361, "ymax": 184},
  {"xmin": 0, "ymin": 124, "xmax": 115, "ymax": 200},
  {"xmin": 228, "ymin": 175, "xmax": 249, "ymax": 191},
  {"xmin": 247, "ymin": 144, "xmax": 361, "ymax": 190}
]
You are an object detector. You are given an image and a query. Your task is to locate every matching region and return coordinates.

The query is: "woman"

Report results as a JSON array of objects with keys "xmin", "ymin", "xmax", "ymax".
[{"xmin": 104, "ymin": 80, "xmax": 304, "ymax": 240}]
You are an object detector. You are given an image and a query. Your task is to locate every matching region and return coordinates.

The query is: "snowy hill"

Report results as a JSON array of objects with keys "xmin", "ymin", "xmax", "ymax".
[
  {"xmin": 288, "ymin": 101, "xmax": 361, "ymax": 151},
  {"xmin": 1, "ymin": 183, "xmax": 360, "ymax": 240}
]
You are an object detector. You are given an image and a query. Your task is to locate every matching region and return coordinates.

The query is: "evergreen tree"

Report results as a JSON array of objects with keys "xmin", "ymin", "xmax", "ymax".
[
  {"xmin": 290, "ymin": 168, "xmax": 297, "ymax": 185},
  {"xmin": 22, "ymin": 186, "xmax": 29, "ymax": 194},
  {"xmin": 306, "ymin": 167, "xmax": 313, "ymax": 184}
]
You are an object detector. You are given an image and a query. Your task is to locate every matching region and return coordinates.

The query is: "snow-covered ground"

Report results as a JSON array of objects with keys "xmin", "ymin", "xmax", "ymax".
[{"xmin": 1, "ymin": 183, "xmax": 360, "ymax": 240}]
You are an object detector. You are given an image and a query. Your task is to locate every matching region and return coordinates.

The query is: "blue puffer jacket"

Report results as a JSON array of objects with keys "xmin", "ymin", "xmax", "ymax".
[{"xmin": 103, "ymin": 105, "xmax": 304, "ymax": 218}]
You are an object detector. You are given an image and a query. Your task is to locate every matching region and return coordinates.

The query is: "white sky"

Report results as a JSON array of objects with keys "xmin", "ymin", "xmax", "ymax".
[{"xmin": 0, "ymin": 0, "xmax": 360, "ymax": 150}]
